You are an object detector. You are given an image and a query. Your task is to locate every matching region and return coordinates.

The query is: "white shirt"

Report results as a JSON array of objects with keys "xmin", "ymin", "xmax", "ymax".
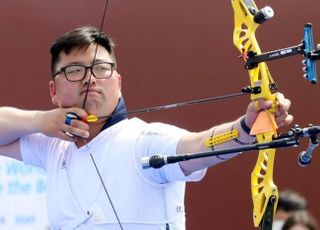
[{"xmin": 20, "ymin": 118, "xmax": 206, "ymax": 230}]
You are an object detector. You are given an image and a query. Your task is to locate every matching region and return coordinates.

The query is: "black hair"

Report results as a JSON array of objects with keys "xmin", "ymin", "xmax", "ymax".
[{"xmin": 50, "ymin": 26, "xmax": 117, "ymax": 76}]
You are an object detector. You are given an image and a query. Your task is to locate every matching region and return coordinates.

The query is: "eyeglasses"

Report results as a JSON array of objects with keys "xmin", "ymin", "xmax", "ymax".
[{"xmin": 53, "ymin": 62, "xmax": 115, "ymax": 82}]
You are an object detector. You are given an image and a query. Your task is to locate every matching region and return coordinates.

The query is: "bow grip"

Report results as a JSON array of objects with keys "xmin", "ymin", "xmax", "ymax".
[{"xmin": 303, "ymin": 23, "xmax": 318, "ymax": 84}]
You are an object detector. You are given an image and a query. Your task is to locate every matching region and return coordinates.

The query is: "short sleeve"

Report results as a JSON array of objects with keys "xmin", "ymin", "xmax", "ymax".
[
  {"xmin": 135, "ymin": 122, "xmax": 207, "ymax": 184},
  {"xmin": 20, "ymin": 133, "xmax": 49, "ymax": 170}
]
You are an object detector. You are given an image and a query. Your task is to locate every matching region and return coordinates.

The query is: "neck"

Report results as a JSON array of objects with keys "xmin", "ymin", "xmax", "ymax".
[
  {"xmin": 76, "ymin": 119, "xmax": 107, "ymax": 147},
  {"xmin": 75, "ymin": 96, "xmax": 128, "ymax": 148}
]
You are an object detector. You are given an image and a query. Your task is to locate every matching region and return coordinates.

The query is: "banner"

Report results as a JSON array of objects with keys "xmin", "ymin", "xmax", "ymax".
[{"xmin": 0, "ymin": 157, "xmax": 48, "ymax": 229}]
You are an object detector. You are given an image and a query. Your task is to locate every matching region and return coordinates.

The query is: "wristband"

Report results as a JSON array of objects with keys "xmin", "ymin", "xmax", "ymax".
[{"xmin": 240, "ymin": 117, "xmax": 251, "ymax": 135}]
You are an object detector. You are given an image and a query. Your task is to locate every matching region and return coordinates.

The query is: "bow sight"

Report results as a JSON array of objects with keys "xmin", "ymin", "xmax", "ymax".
[{"xmin": 244, "ymin": 22, "xmax": 320, "ymax": 85}]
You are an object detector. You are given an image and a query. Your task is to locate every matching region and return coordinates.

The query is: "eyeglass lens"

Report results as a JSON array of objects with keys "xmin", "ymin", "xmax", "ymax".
[{"xmin": 64, "ymin": 63, "xmax": 113, "ymax": 81}]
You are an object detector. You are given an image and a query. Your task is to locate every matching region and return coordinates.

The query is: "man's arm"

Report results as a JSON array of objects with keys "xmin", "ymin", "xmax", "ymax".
[
  {"xmin": 0, "ymin": 107, "xmax": 42, "ymax": 160},
  {"xmin": 0, "ymin": 140, "xmax": 22, "ymax": 161},
  {"xmin": 0, "ymin": 107, "xmax": 40, "ymax": 145},
  {"xmin": 0, "ymin": 107, "xmax": 90, "ymax": 160},
  {"xmin": 177, "ymin": 93, "xmax": 293, "ymax": 175}
]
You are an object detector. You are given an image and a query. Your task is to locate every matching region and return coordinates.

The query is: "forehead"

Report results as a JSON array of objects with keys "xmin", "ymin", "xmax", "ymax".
[{"xmin": 57, "ymin": 44, "xmax": 112, "ymax": 67}]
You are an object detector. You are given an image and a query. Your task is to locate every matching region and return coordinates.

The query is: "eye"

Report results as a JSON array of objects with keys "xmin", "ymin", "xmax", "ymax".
[
  {"xmin": 65, "ymin": 66, "xmax": 84, "ymax": 75},
  {"xmin": 94, "ymin": 63, "xmax": 112, "ymax": 71}
]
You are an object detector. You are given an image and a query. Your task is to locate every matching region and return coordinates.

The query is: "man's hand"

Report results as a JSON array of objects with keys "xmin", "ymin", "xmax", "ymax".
[
  {"xmin": 36, "ymin": 108, "xmax": 90, "ymax": 141},
  {"xmin": 244, "ymin": 92, "xmax": 294, "ymax": 129}
]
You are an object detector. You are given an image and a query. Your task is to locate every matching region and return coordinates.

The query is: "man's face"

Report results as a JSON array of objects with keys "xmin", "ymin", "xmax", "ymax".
[{"xmin": 49, "ymin": 43, "xmax": 121, "ymax": 117}]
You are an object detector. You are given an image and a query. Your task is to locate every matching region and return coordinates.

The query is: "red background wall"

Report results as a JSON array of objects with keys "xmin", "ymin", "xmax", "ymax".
[{"xmin": 1, "ymin": 0, "xmax": 320, "ymax": 229}]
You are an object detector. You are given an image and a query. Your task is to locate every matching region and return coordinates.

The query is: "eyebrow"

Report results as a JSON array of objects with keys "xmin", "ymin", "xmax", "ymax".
[
  {"xmin": 65, "ymin": 59, "xmax": 111, "ymax": 66},
  {"xmin": 93, "ymin": 59, "xmax": 112, "ymax": 64}
]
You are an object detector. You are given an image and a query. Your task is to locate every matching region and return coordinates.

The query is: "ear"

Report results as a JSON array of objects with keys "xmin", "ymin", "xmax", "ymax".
[
  {"xmin": 118, "ymin": 73, "xmax": 122, "ymax": 89},
  {"xmin": 117, "ymin": 73, "xmax": 122, "ymax": 98},
  {"xmin": 113, "ymin": 70, "xmax": 122, "ymax": 96},
  {"xmin": 49, "ymin": 80, "xmax": 59, "ymax": 106}
]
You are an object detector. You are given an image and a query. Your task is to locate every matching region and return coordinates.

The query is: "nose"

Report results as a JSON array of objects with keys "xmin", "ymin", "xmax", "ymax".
[{"xmin": 82, "ymin": 68, "xmax": 96, "ymax": 85}]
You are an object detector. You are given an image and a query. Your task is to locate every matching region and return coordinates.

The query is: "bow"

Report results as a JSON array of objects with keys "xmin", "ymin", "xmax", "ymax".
[
  {"xmin": 231, "ymin": 1, "xmax": 320, "ymax": 228},
  {"xmin": 232, "ymin": 1, "xmax": 279, "ymax": 229}
]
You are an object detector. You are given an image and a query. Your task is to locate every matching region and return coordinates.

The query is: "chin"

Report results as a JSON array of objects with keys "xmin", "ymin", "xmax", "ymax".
[{"xmin": 84, "ymin": 104, "xmax": 105, "ymax": 115}]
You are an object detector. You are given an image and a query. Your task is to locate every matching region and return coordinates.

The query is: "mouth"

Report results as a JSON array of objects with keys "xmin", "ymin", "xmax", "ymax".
[{"xmin": 80, "ymin": 89, "xmax": 101, "ymax": 95}]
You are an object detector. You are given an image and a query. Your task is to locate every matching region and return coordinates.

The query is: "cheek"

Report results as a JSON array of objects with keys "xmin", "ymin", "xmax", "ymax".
[
  {"xmin": 107, "ymin": 84, "xmax": 121, "ymax": 100},
  {"xmin": 55, "ymin": 84, "xmax": 80, "ymax": 106},
  {"xmin": 102, "ymin": 78, "xmax": 121, "ymax": 96}
]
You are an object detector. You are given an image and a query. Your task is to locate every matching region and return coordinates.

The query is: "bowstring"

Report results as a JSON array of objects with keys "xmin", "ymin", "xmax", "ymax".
[
  {"xmin": 81, "ymin": 0, "xmax": 124, "ymax": 229},
  {"xmin": 82, "ymin": 0, "xmax": 110, "ymax": 109}
]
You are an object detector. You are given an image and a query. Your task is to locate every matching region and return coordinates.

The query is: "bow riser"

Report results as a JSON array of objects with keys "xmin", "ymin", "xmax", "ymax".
[
  {"xmin": 251, "ymin": 133, "xmax": 278, "ymax": 228},
  {"xmin": 232, "ymin": 0, "xmax": 279, "ymax": 228},
  {"xmin": 232, "ymin": 0, "xmax": 276, "ymax": 105}
]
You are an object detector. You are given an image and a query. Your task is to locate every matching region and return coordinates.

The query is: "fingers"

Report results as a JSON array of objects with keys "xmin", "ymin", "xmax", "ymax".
[
  {"xmin": 57, "ymin": 130, "xmax": 77, "ymax": 142},
  {"xmin": 275, "ymin": 92, "xmax": 291, "ymax": 115},
  {"xmin": 62, "ymin": 109, "xmax": 90, "ymax": 139},
  {"xmin": 244, "ymin": 92, "xmax": 293, "ymax": 129},
  {"xmin": 245, "ymin": 99, "xmax": 274, "ymax": 128},
  {"xmin": 62, "ymin": 118, "xmax": 90, "ymax": 139},
  {"xmin": 66, "ymin": 108, "xmax": 89, "ymax": 121},
  {"xmin": 39, "ymin": 108, "xmax": 90, "ymax": 141},
  {"xmin": 276, "ymin": 113, "xmax": 294, "ymax": 127},
  {"xmin": 274, "ymin": 92, "xmax": 293, "ymax": 127},
  {"xmin": 254, "ymin": 99, "xmax": 273, "ymax": 111},
  {"xmin": 252, "ymin": 93, "xmax": 291, "ymax": 112}
]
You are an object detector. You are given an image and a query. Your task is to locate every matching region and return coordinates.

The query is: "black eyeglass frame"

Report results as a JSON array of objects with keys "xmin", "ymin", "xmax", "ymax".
[{"xmin": 52, "ymin": 62, "xmax": 116, "ymax": 82}]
